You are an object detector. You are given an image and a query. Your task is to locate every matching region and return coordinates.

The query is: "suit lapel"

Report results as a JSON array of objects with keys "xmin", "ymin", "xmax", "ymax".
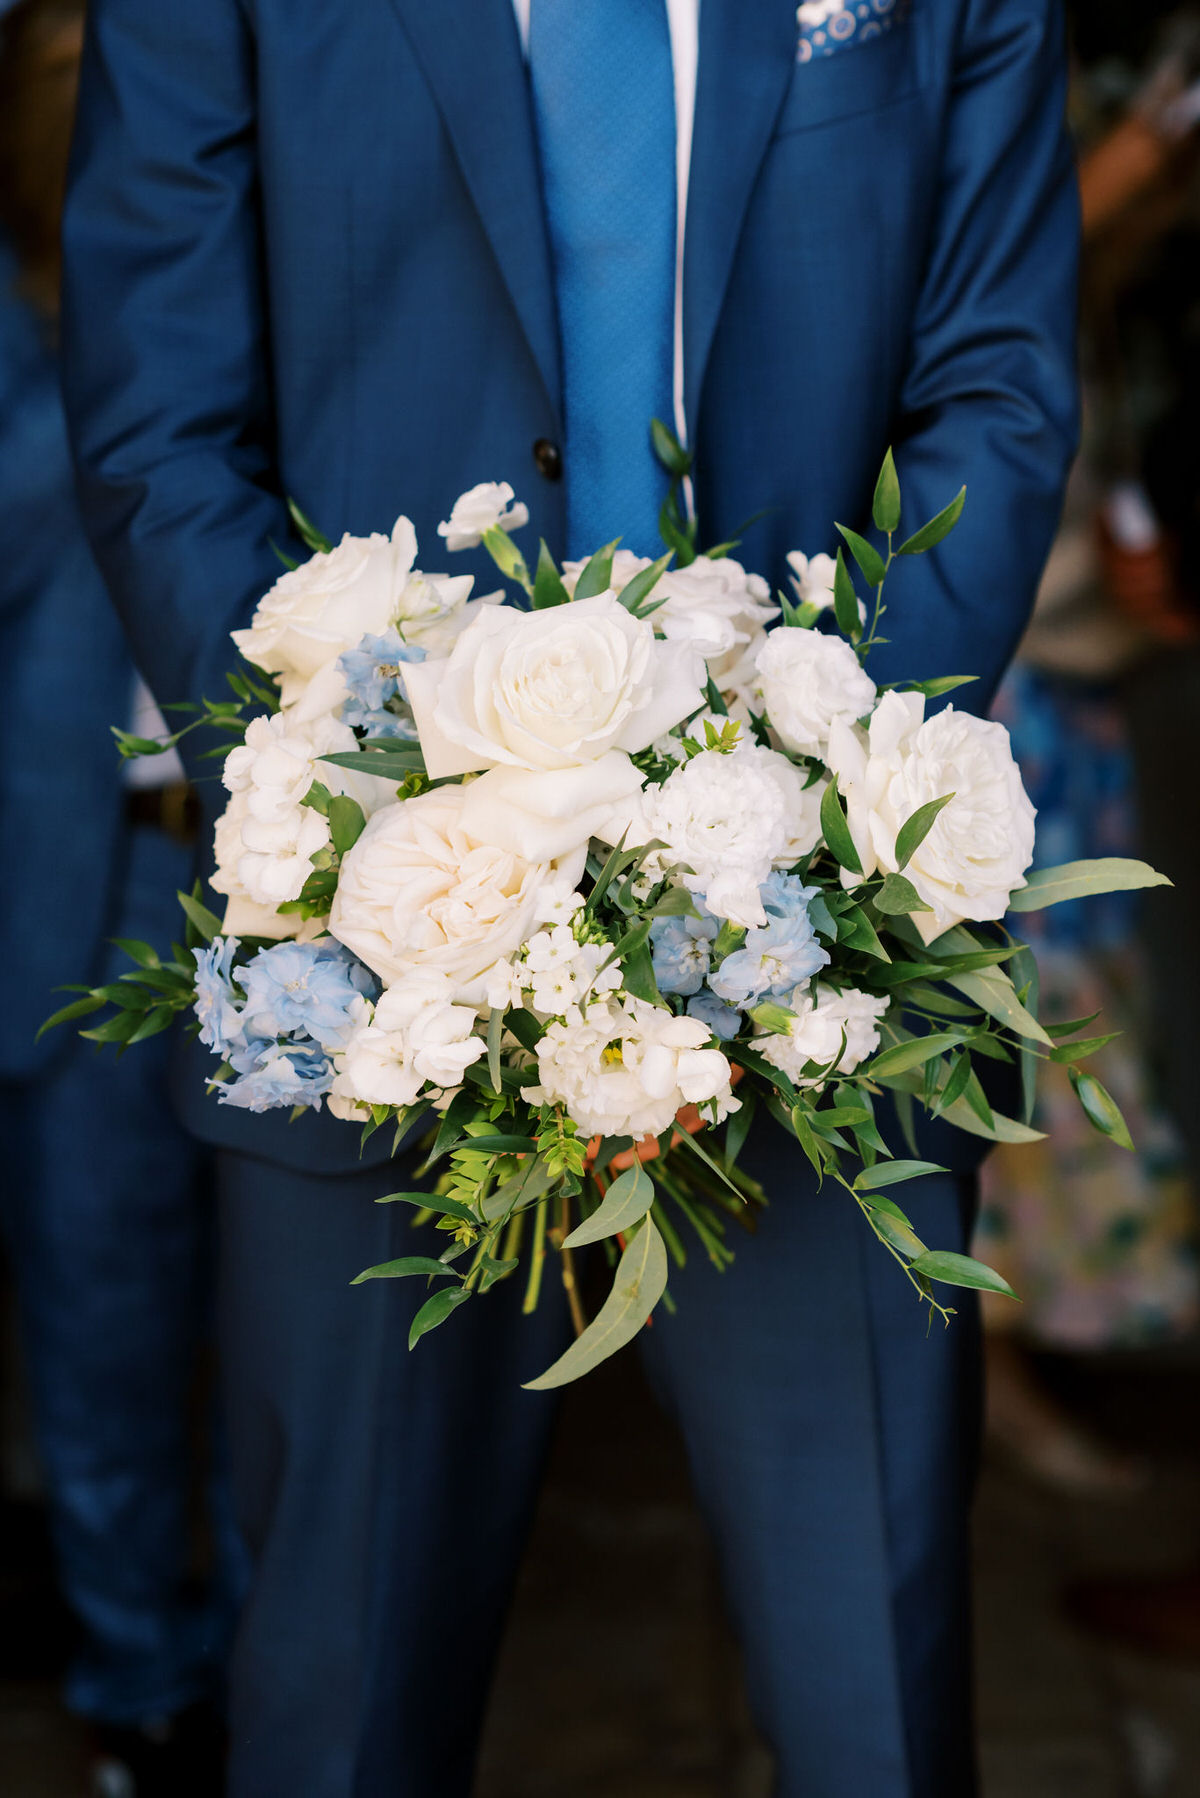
[
  {"xmin": 387, "ymin": 0, "xmax": 561, "ymax": 418},
  {"xmin": 684, "ymin": 0, "xmax": 797, "ymax": 434}
]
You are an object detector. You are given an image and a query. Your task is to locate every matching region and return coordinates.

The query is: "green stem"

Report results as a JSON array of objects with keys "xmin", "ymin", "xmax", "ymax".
[{"xmin": 522, "ymin": 1195, "xmax": 548, "ymax": 1315}]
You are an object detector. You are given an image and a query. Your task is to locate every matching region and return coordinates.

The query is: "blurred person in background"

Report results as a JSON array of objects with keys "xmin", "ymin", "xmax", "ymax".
[
  {"xmin": 0, "ymin": 2, "xmax": 243, "ymax": 1791},
  {"xmin": 974, "ymin": 0, "xmax": 1200, "ymax": 1606}
]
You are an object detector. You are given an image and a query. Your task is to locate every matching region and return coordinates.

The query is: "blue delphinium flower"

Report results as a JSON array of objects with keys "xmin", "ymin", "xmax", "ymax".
[
  {"xmin": 218, "ymin": 1041, "xmax": 333, "ymax": 1112},
  {"xmin": 708, "ymin": 875, "xmax": 829, "ymax": 1006},
  {"xmin": 687, "ymin": 990, "xmax": 743, "ymax": 1042},
  {"xmin": 193, "ymin": 937, "xmax": 246, "ymax": 1059},
  {"xmin": 650, "ymin": 908, "xmax": 718, "ymax": 997},
  {"xmin": 238, "ymin": 940, "xmax": 377, "ymax": 1053},
  {"xmin": 338, "ymin": 630, "xmax": 426, "ymax": 736}
]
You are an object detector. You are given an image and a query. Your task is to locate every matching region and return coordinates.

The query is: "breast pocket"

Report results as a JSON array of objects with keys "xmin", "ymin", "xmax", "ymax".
[{"xmin": 773, "ymin": 13, "xmax": 922, "ymax": 137}]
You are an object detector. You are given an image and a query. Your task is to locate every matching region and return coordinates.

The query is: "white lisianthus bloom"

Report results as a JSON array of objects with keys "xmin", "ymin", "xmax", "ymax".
[
  {"xmin": 826, "ymin": 690, "xmax": 1037, "ymax": 944},
  {"xmin": 437, "ymin": 481, "xmax": 529, "ymax": 552},
  {"xmin": 634, "ymin": 744, "xmax": 824, "ymax": 928},
  {"xmin": 328, "ymin": 785, "xmax": 586, "ymax": 1002},
  {"xmin": 757, "ymin": 982, "xmax": 889, "ymax": 1087},
  {"xmin": 529, "ymin": 997, "xmax": 734, "ymax": 1140},
  {"xmin": 786, "ymin": 549, "xmax": 867, "ymax": 626},
  {"xmin": 403, "ymin": 592, "xmax": 705, "ymax": 858},
  {"xmin": 753, "ymin": 627, "xmax": 877, "ymax": 758}
]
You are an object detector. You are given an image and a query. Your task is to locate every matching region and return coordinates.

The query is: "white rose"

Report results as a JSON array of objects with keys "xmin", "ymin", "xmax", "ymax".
[
  {"xmin": 826, "ymin": 690, "xmax": 1037, "ymax": 943},
  {"xmin": 530, "ymin": 997, "xmax": 733, "ymax": 1141},
  {"xmin": 758, "ymin": 982, "xmax": 889, "ymax": 1087},
  {"xmin": 754, "ymin": 627, "xmax": 877, "ymax": 759},
  {"xmin": 232, "ymin": 517, "xmax": 421, "ymax": 705},
  {"xmin": 635, "ymin": 744, "xmax": 824, "ymax": 928},
  {"xmin": 403, "ymin": 592, "xmax": 705, "ymax": 857},
  {"xmin": 786, "ymin": 549, "xmax": 867, "ymax": 626},
  {"xmin": 437, "ymin": 481, "xmax": 529, "ymax": 552},
  {"xmin": 328, "ymin": 785, "xmax": 586, "ymax": 1002}
]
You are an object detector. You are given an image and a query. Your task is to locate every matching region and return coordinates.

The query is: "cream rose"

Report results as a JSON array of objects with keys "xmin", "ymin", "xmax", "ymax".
[
  {"xmin": 754, "ymin": 626, "xmax": 877, "ymax": 758},
  {"xmin": 826, "ymin": 690, "xmax": 1037, "ymax": 943},
  {"xmin": 327, "ymin": 785, "xmax": 586, "ymax": 1001}
]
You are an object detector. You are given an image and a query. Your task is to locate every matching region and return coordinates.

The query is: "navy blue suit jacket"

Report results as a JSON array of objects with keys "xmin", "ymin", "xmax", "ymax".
[
  {"xmin": 0, "ymin": 243, "xmax": 131, "ymax": 1080},
  {"xmin": 61, "ymin": 0, "xmax": 1079, "ymax": 1169}
]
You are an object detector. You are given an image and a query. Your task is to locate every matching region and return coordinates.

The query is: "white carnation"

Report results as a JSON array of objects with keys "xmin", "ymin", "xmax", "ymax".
[
  {"xmin": 758, "ymin": 982, "xmax": 889, "ymax": 1087},
  {"xmin": 636, "ymin": 743, "xmax": 824, "ymax": 928},
  {"xmin": 530, "ymin": 997, "xmax": 734, "ymax": 1141},
  {"xmin": 754, "ymin": 628, "xmax": 877, "ymax": 758},
  {"xmin": 437, "ymin": 481, "xmax": 529, "ymax": 552},
  {"xmin": 826, "ymin": 690, "xmax": 1037, "ymax": 943}
]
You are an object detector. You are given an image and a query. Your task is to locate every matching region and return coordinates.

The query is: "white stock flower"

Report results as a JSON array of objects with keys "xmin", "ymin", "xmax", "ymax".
[
  {"xmin": 826, "ymin": 690, "xmax": 1037, "ymax": 944},
  {"xmin": 516, "ymin": 925, "xmax": 622, "ymax": 1019},
  {"xmin": 758, "ymin": 982, "xmax": 889, "ymax": 1087},
  {"xmin": 530, "ymin": 997, "xmax": 734, "ymax": 1140},
  {"xmin": 403, "ymin": 592, "xmax": 705, "ymax": 858},
  {"xmin": 754, "ymin": 627, "xmax": 877, "ymax": 758},
  {"xmin": 328, "ymin": 785, "xmax": 586, "ymax": 1002},
  {"xmin": 437, "ymin": 481, "xmax": 529, "ymax": 552},
  {"xmin": 636, "ymin": 744, "xmax": 824, "ymax": 928},
  {"xmin": 786, "ymin": 549, "xmax": 867, "ymax": 625}
]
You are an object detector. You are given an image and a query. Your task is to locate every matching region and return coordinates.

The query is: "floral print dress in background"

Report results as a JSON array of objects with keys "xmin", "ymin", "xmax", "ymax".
[{"xmin": 973, "ymin": 665, "xmax": 1198, "ymax": 1348}]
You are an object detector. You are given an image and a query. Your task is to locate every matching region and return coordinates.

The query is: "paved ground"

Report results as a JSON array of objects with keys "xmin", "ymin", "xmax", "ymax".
[{"xmin": 2, "ymin": 1348, "xmax": 1198, "ymax": 1797}]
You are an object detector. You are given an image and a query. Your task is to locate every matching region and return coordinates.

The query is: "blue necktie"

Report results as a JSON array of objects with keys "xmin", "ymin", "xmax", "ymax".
[{"xmin": 530, "ymin": 0, "xmax": 677, "ymax": 560}]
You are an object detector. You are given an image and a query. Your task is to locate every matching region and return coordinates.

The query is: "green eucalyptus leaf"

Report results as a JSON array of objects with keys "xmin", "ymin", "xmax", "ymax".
[
  {"xmin": 564, "ymin": 1163, "xmax": 655, "ymax": 1248},
  {"xmin": 1069, "ymin": 1066, "xmax": 1134, "ymax": 1151},
  {"xmin": 650, "ymin": 416, "xmax": 692, "ymax": 477},
  {"xmin": 287, "ymin": 497, "xmax": 333, "ymax": 555},
  {"xmin": 854, "ymin": 1158, "xmax": 948, "ymax": 1190},
  {"xmin": 618, "ymin": 552, "xmax": 673, "ymax": 615},
  {"xmin": 819, "ymin": 778, "xmax": 863, "ymax": 875},
  {"xmin": 572, "ymin": 539, "xmax": 621, "ymax": 601},
  {"xmin": 37, "ymin": 993, "xmax": 106, "ymax": 1039},
  {"xmin": 872, "ymin": 447, "xmax": 901, "ymax": 534},
  {"xmin": 894, "ymin": 793, "xmax": 955, "ymax": 871},
  {"xmin": 532, "ymin": 540, "xmax": 570, "ymax": 609},
  {"xmin": 907, "ymin": 1250, "xmax": 1017, "ymax": 1298},
  {"xmin": 873, "ymin": 872, "xmax": 933, "ymax": 915},
  {"xmin": 832, "ymin": 548, "xmax": 862, "ymax": 641},
  {"xmin": 524, "ymin": 1218, "xmax": 668, "ymax": 1388},
  {"xmin": 896, "ymin": 487, "xmax": 965, "ymax": 556},
  {"xmin": 328, "ymin": 794, "xmax": 366, "ymax": 855},
  {"xmin": 1007, "ymin": 858, "xmax": 1170, "ymax": 912},
  {"xmin": 177, "ymin": 890, "xmax": 221, "ymax": 943},
  {"xmin": 353, "ymin": 1256, "xmax": 461, "ymax": 1284},
  {"xmin": 835, "ymin": 522, "xmax": 887, "ymax": 587},
  {"xmin": 408, "ymin": 1285, "xmax": 471, "ymax": 1349}
]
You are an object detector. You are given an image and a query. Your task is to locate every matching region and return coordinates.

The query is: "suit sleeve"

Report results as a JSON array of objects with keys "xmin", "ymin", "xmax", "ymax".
[
  {"xmin": 874, "ymin": 0, "xmax": 1081, "ymax": 707},
  {"xmin": 60, "ymin": 0, "xmax": 288, "ymax": 743}
]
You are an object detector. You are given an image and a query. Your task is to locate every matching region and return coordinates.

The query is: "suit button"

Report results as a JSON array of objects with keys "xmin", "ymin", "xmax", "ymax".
[{"xmin": 533, "ymin": 437, "xmax": 563, "ymax": 482}]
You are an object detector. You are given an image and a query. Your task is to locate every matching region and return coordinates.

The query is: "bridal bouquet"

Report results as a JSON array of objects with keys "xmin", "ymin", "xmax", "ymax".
[{"xmin": 48, "ymin": 435, "xmax": 1166, "ymax": 1386}]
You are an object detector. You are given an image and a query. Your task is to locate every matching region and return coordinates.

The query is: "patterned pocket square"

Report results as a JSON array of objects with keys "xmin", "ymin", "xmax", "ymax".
[{"xmin": 796, "ymin": 0, "xmax": 912, "ymax": 62}]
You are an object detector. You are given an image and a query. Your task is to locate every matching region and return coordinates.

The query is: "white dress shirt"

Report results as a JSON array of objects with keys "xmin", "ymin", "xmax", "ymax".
[{"xmin": 512, "ymin": 0, "xmax": 699, "ymax": 447}]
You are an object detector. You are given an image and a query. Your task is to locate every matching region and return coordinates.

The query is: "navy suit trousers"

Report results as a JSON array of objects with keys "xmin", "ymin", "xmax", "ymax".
[{"xmin": 218, "ymin": 1127, "xmax": 979, "ymax": 1798}]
